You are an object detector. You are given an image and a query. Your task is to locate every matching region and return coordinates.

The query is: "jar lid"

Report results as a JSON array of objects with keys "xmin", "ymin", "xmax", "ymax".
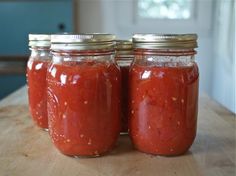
[
  {"xmin": 51, "ymin": 33, "xmax": 116, "ymax": 51},
  {"xmin": 116, "ymin": 40, "xmax": 133, "ymax": 50},
  {"xmin": 132, "ymin": 34, "xmax": 198, "ymax": 49},
  {"xmin": 115, "ymin": 40, "xmax": 133, "ymax": 56},
  {"xmin": 28, "ymin": 34, "xmax": 51, "ymax": 47}
]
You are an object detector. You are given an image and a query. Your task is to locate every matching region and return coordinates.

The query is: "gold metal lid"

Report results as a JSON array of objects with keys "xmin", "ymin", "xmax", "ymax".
[
  {"xmin": 28, "ymin": 34, "xmax": 51, "ymax": 47},
  {"xmin": 115, "ymin": 40, "xmax": 133, "ymax": 56},
  {"xmin": 115, "ymin": 40, "xmax": 133, "ymax": 50},
  {"xmin": 51, "ymin": 33, "xmax": 116, "ymax": 51},
  {"xmin": 132, "ymin": 34, "xmax": 198, "ymax": 49}
]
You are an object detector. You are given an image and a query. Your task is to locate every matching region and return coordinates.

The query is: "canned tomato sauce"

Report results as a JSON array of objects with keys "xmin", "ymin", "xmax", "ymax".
[
  {"xmin": 129, "ymin": 34, "xmax": 199, "ymax": 156},
  {"xmin": 115, "ymin": 40, "xmax": 133, "ymax": 134},
  {"xmin": 47, "ymin": 34, "xmax": 121, "ymax": 157},
  {"xmin": 27, "ymin": 34, "xmax": 51, "ymax": 130}
]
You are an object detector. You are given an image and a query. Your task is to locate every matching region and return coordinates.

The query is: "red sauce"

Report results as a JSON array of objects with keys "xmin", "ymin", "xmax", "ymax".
[
  {"xmin": 129, "ymin": 63, "xmax": 199, "ymax": 156},
  {"xmin": 27, "ymin": 59, "xmax": 49, "ymax": 129},
  {"xmin": 47, "ymin": 60, "xmax": 121, "ymax": 157},
  {"xmin": 120, "ymin": 65, "xmax": 130, "ymax": 133}
]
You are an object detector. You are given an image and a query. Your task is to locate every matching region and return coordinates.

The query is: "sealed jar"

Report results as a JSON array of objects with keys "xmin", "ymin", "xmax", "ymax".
[
  {"xmin": 47, "ymin": 34, "xmax": 121, "ymax": 157},
  {"xmin": 129, "ymin": 34, "xmax": 199, "ymax": 156},
  {"xmin": 115, "ymin": 40, "xmax": 133, "ymax": 134},
  {"xmin": 27, "ymin": 34, "xmax": 51, "ymax": 130}
]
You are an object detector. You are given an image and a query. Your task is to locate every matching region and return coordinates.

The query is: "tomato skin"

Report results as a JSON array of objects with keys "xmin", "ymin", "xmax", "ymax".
[
  {"xmin": 27, "ymin": 59, "xmax": 49, "ymax": 129},
  {"xmin": 47, "ymin": 61, "xmax": 121, "ymax": 157},
  {"xmin": 129, "ymin": 63, "xmax": 199, "ymax": 156}
]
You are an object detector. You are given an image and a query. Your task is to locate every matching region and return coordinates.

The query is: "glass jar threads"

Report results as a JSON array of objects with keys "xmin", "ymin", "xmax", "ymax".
[
  {"xmin": 115, "ymin": 40, "xmax": 134, "ymax": 134},
  {"xmin": 27, "ymin": 34, "xmax": 51, "ymax": 130},
  {"xmin": 129, "ymin": 34, "xmax": 199, "ymax": 156},
  {"xmin": 47, "ymin": 34, "xmax": 121, "ymax": 157}
]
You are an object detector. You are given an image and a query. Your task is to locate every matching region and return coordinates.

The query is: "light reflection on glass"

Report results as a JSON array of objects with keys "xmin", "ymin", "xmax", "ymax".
[
  {"xmin": 142, "ymin": 70, "xmax": 151, "ymax": 79},
  {"xmin": 35, "ymin": 63, "xmax": 43, "ymax": 70},
  {"xmin": 60, "ymin": 74, "xmax": 67, "ymax": 84}
]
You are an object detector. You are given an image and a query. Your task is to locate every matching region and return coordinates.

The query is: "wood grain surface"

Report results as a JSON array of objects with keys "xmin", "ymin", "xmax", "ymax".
[{"xmin": 0, "ymin": 86, "xmax": 235, "ymax": 176}]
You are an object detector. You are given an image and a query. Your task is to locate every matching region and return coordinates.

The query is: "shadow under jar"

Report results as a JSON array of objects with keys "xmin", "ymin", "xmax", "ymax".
[
  {"xmin": 129, "ymin": 34, "xmax": 199, "ymax": 156},
  {"xmin": 47, "ymin": 34, "xmax": 121, "ymax": 157},
  {"xmin": 115, "ymin": 40, "xmax": 134, "ymax": 134},
  {"xmin": 27, "ymin": 34, "xmax": 51, "ymax": 130}
]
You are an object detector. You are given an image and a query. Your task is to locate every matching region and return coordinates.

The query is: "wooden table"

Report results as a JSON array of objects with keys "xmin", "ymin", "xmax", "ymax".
[{"xmin": 0, "ymin": 86, "xmax": 235, "ymax": 176}]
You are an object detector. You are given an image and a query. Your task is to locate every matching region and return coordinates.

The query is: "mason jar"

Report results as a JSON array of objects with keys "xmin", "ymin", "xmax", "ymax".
[
  {"xmin": 27, "ymin": 34, "xmax": 51, "ymax": 130},
  {"xmin": 47, "ymin": 34, "xmax": 121, "ymax": 157},
  {"xmin": 129, "ymin": 34, "xmax": 199, "ymax": 156},
  {"xmin": 115, "ymin": 40, "xmax": 133, "ymax": 134}
]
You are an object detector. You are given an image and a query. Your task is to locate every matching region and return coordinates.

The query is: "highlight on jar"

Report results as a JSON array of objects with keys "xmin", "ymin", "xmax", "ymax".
[
  {"xmin": 115, "ymin": 40, "xmax": 134, "ymax": 135},
  {"xmin": 129, "ymin": 34, "xmax": 199, "ymax": 156},
  {"xmin": 27, "ymin": 34, "xmax": 51, "ymax": 130},
  {"xmin": 46, "ymin": 33, "xmax": 121, "ymax": 157}
]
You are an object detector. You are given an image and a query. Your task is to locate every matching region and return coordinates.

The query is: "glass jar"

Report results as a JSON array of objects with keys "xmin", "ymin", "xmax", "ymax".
[
  {"xmin": 47, "ymin": 34, "xmax": 121, "ymax": 157},
  {"xmin": 115, "ymin": 40, "xmax": 133, "ymax": 134},
  {"xmin": 27, "ymin": 34, "xmax": 51, "ymax": 130},
  {"xmin": 129, "ymin": 34, "xmax": 199, "ymax": 156}
]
